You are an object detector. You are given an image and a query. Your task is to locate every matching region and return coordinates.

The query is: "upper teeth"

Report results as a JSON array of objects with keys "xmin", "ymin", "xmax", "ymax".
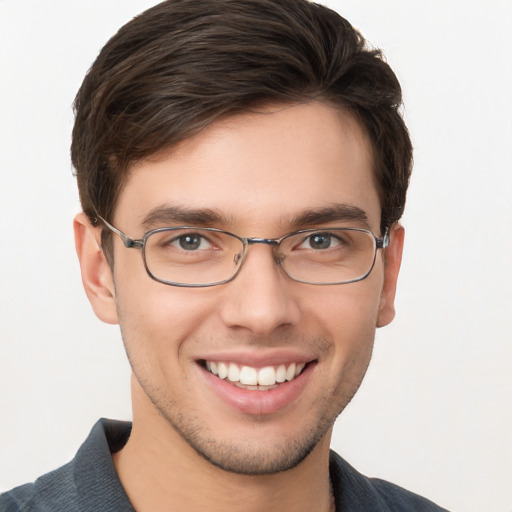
[{"xmin": 206, "ymin": 361, "xmax": 305, "ymax": 387}]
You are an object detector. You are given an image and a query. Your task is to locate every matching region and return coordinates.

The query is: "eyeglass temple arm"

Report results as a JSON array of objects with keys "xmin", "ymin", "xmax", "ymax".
[
  {"xmin": 376, "ymin": 228, "xmax": 390, "ymax": 249},
  {"xmin": 98, "ymin": 216, "xmax": 143, "ymax": 249}
]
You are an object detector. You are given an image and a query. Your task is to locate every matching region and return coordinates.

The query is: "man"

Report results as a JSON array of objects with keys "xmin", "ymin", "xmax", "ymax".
[{"xmin": 0, "ymin": 0, "xmax": 448, "ymax": 510}]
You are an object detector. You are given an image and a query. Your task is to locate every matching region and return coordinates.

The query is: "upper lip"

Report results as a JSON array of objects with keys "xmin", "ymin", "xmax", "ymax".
[{"xmin": 196, "ymin": 349, "xmax": 317, "ymax": 368}]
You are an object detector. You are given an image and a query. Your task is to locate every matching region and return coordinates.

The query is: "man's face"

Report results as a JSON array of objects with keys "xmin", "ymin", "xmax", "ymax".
[{"xmin": 78, "ymin": 101, "xmax": 402, "ymax": 474}]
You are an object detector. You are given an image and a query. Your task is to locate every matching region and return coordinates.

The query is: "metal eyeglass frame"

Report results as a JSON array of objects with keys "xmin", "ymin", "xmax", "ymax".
[{"xmin": 98, "ymin": 216, "xmax": 390, "ymax": 287}]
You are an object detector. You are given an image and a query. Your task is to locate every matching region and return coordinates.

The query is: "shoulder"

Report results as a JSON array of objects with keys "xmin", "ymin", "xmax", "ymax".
[
  {"xmin": 367, "ymin": 477, "xmax": 449, "ymax": 511},
  {"xmin": 0, "ymin": 419, "xmax": 133, "ymax": 512},
  {"xmin": 0, "ymin": 483, "xmax": 35, "ymax": 512},
  {"xmin": 329, "ymin": 450, "xmax": 450, "ymax": 511},
  {"xmin": 0, "ymin": 461, "xmax": 75, "ymax": 512}
]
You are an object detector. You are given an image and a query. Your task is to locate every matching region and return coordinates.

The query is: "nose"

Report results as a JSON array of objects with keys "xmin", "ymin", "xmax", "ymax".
[{"xmin": 218, "ymin": 243, "xmax": 301, "ymax": 336}]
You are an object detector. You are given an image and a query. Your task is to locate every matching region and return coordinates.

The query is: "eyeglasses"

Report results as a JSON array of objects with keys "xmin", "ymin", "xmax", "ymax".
[{"xmin": 99, "ymin": 217, "xmax": 389, "ymax": 287}]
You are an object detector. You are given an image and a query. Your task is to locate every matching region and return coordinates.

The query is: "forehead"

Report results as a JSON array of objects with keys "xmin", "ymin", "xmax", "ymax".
[{"xmin": 115, "ymin": 101, "xmax": 380, "ymax": 234}]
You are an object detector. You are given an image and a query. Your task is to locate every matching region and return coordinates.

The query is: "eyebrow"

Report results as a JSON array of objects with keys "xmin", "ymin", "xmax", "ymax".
[
  {"xmin": 289, "ymin": 204, "xmax": 370, "ymax": 229},
  {"xmin": 141, "ymin": 205, "xmax": 230, "ymax": 230},
  {"xmin": 141, "ymin": 203, "xmax": 370, "ymax": 231}
]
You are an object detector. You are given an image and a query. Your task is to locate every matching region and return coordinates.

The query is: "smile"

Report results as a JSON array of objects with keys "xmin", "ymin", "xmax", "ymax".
[{"xmin": 204, "ymin": 361, "xmax": 307, "ymax": 390}]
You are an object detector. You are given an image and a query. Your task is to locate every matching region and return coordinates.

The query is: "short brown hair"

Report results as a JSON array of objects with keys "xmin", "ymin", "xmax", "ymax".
[{"xmin": 71, "ymin": 0, "xmax": 412, "ymax": 233}]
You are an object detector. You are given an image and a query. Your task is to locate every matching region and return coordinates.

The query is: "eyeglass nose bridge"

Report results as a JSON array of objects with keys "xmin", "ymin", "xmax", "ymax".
[
  {"xmin": 233, "ymin": 237, "xmax": 281, "ymax": 268},
  {"xmin": 246, "ymin": 237, "xmax": 279, "ymax": 246}
]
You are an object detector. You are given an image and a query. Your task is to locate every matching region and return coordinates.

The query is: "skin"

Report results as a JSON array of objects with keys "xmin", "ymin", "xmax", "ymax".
[{"xmin": 74, "ymin": 101, "xmax": 404, "ymax": 512}]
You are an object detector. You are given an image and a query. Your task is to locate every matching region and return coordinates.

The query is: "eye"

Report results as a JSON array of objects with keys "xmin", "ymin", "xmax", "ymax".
[
  {"xmin": 301, "ymin": 232, "xmax": 342, "ymax": 250},
  {"xmin": 173, "ymin": 233, "xmax": 213, "ymax": 251}
]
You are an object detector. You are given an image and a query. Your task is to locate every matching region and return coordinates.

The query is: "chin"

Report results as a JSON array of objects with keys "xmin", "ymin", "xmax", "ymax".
[{"xmin": 173, "ymin": 421, "xmax": 328, "ymax": 475}]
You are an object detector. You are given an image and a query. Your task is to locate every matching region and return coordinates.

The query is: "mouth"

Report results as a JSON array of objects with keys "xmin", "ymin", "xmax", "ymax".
[
  {"xmin": 198, "ymin": 356, "xmax": 316, "ymax": 415},
  {"xmin": 201, "ymin": 360, "xmax": 309, "ymax": 391}
]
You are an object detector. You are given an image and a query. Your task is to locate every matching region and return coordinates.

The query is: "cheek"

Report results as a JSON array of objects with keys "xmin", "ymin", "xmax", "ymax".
[
  {"xmin": 308, "ymin": 270, "xmax": 383, "ymax": 337},
  {"xmin": 116, "ymin": 285, "xmax": 235, "ymax": 366},
  {"xmin": 113, "ymin": 267, "xmax": 218, "ymax": 360},
  {"xmin": 306, "ymin": 273, "xmax": 383, "ymax": 379}
]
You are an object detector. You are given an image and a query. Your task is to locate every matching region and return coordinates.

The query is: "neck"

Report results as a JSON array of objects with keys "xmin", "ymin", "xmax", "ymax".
[{"xmin": 113, "ymin": 395, "xmax": 334, "ymax": 512}]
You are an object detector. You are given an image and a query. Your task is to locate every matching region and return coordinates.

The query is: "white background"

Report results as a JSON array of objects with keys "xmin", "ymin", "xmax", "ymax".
[{"xmin": 0, "ymin": 1, "xmax": 511, "ymax": 510}]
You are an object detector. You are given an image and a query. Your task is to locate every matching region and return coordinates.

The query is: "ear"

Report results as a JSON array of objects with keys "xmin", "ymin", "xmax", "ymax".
[
  {"xmin": 376, "ymin": 223, "xmax": 405, "ymax": 328},
  {"xmin": 74, "ymin": 212, "xmax": 119, "ymax": 324}
]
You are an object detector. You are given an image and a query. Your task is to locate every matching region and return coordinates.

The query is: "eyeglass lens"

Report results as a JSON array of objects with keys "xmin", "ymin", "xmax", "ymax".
[{"xmin": 143, "ymin": 228, "xmax": 378, "ymax": 286}]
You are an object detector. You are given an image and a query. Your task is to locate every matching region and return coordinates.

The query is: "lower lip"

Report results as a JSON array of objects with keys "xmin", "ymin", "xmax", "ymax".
[{"xmin": 199, "ymin": 363, "xmax": 315, "ymax": 415}]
